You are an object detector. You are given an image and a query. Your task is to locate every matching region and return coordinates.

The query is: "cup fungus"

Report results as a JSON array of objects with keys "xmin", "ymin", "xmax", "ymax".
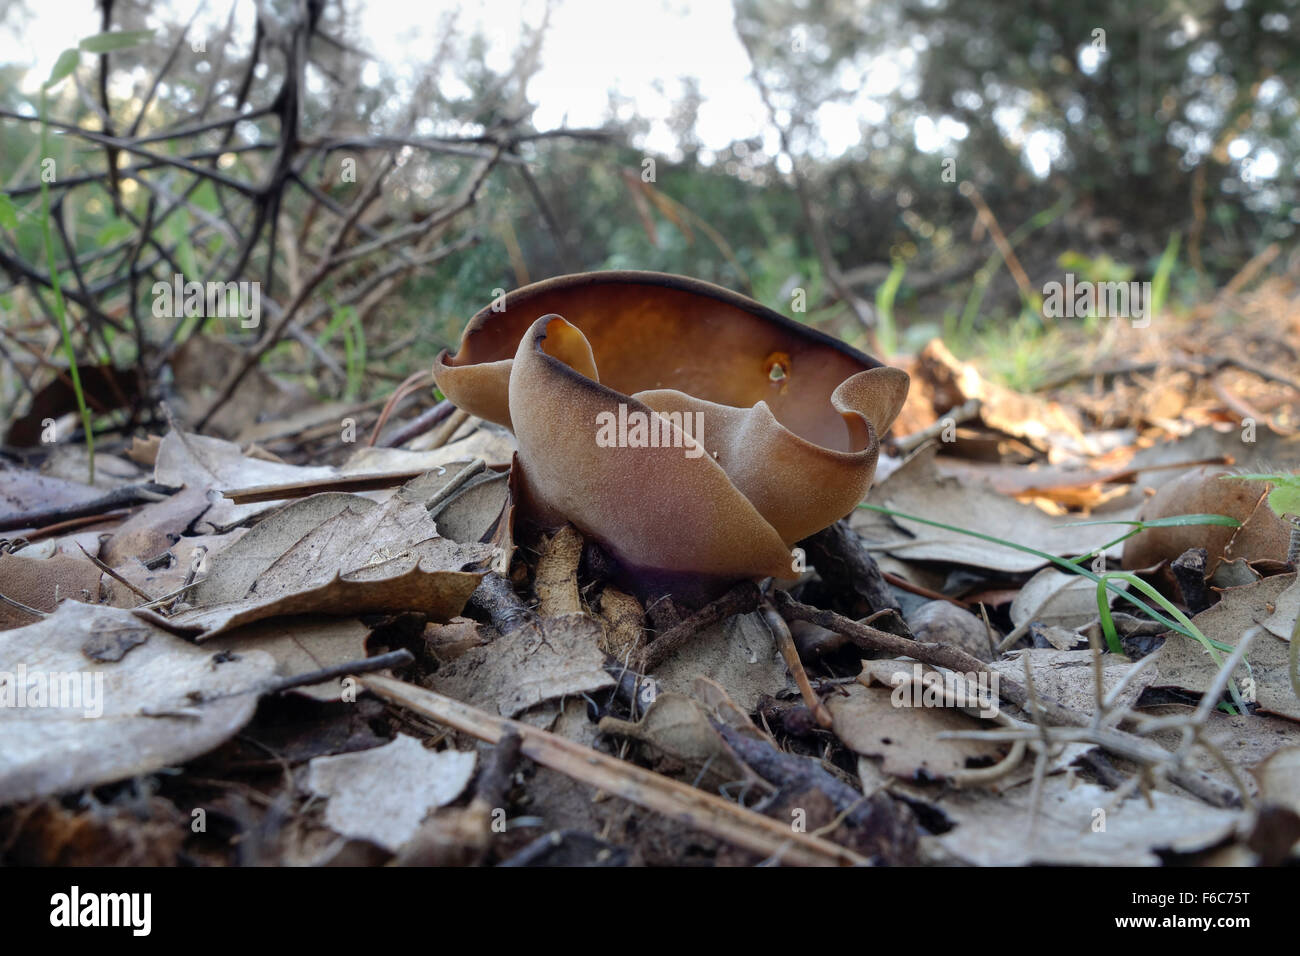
[{"xmin": 434, "ymin": 271, "xmax": 909, "ymax": 590}]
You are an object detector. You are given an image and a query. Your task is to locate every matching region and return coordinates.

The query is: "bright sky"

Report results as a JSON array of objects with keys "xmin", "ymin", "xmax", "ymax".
[
  {"xmin": 0, "ymin": 0, "xmax": 931, "ymax": 167},
  {"xmin": 2, "ymin": 0, "xmax": 1280, "ymax": 182}
]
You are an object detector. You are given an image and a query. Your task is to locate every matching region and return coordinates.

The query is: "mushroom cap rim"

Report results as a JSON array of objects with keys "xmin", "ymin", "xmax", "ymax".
[
  {"xmin": 526, "ymin": 314, "xmax": 883, "ymax": 465},
  {"xmin": 439, "ymin": 269, "xmax": 884, "ymax": 372}
]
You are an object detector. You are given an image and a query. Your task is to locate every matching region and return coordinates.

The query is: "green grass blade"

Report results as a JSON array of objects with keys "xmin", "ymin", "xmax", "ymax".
[
  {"xmin": 857, "ymin": 501, "xmax": 1189, "ymax": 636},
  {"xmin": 1065, "ymin": 514, "xmax": 1241, "ymax": 529},
  {"xmin": 874, "ymin": 259, "xmax": 905, "ymax": 356},
  {"xmin": 1094, "ymin": 571, "xmax": 1244, "ymax": 710},
  {"xmin": 1149, "ymin": 231, "xmax": 1180, "ymax": 319}
]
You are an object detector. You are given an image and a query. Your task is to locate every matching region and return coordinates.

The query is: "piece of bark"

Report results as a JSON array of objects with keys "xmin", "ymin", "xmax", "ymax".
[
  {"xmin": 715, "ymin": 723, "xmax": 917, "ymax": 864},
  {"xmin": 469, "ymin": 572, "xmax": 534, "ymax": 634},
  {"xmin": 1171, "ymin": 547, "xmax": 1211, "ymax": 615},
  {"xmin": 799, "ymin": 519, "xmax": 902, "ymax": 620}
]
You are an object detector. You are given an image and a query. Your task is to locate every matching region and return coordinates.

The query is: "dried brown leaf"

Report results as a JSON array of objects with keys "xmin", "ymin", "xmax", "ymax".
[
  {"xmin": 0, "ymin": 602, "xmax": 274, "ymax": 804},
  {"xmin": 427, "ymin": 613, "xmax": 613, "ymax": 717}
]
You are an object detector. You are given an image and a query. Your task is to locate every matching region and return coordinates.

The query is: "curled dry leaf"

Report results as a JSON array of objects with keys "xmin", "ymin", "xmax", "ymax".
[
  {"xmin": 172, "ymin": 554, "xmax": 483, "ymax": 640},
  {"xmin": 434, "ymin": 271, "xmax": 909, "ymax": 586},
  {"xmin": 0, "ymin": 602, "xmax": 275, "ymax": 805},
  {"xmin": 171, "ymin": 490, "xmax": 492, "ymax": 638}
]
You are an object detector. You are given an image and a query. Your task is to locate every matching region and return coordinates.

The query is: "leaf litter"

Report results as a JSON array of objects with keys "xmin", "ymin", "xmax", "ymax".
[{"xmin": 4, "ymin": 294, "xmax": 1300, "ymax": 867}]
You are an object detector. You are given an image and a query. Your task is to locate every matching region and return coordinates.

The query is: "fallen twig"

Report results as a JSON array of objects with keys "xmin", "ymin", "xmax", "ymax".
[
  {"xmin": 221, "ymin": 469, "xmax": 433, "ymax": 504},
  {"xmin": 366, "ymin": 370, "xmax": 433, "ymax": 447},
  {"xmin": 76, "ymin": 542, "xmax": 156, "ymax": 604},
  {"xmin": 761, "ymin": 598, "xmax": 833, "ymax": 728},
  {"xmin": 634, "ymin": 580, "xmax": 761, "ymax": 672},
  {"xmin": 775, "ymin": 591, "xmax": 1242, "ymax": 807},
  {"xmin": 892, "ymin": 398, "xmax": 981, "ymax": 454},
  {"xmin": 422, "ymin": 459, "xmax": 485, "ymax": 513},
  {"xmin": 425, "ymin": 408, "xmax": 471, "ymax": 450},
  {"xmin": 0, "ymin": 482, "xmax": 176, "ymax": 533},
  {"xmin": 360, "ymin": 673, "xmax": 865, "ymax": 866},
  {"xmin": 263, "ymin": 648, "xmax": 415, "ymax": 695},
  {"xmin": 379, "ymin": 399, "xmax": 456, "ymax": 448}
]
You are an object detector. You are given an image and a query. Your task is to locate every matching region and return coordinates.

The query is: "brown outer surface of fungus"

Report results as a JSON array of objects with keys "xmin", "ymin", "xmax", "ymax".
[{"xmin": 434, "ymin": 271, "xmax": 910, "ymax": 583}]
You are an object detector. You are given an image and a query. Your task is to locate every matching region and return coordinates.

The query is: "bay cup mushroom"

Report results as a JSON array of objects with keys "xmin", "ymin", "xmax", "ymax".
[{"xmin": 434, "ymin": 271, "xmax": 909, "ymax": 594}]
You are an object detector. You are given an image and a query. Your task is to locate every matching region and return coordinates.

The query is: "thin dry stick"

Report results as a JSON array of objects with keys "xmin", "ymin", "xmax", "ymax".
[
  {"xmin": 1021, "ymin": 652, "xmax": 1053, "ymax": 844},
  {"xmin": 424, "ymin": 408, "xmax": 471, "ymax": 450},
  {"xmin": 134, "ymin": 577, "xmax": 202, "ymax": 611},
  {"xmin": 634, "ymin": 581, "xmax": 761, "ymax": 672},
  {"xmin": 360, "ymin": 674, "xmax": 864, "ymax": 866},
  {"xmin": 893, "ymin": 398, "xmax": 981, "ymax": 454},
  {"xmin": 379, "ymin": 399, "xmax": 456, "ymax": 448},
  {"xmin": 76, "ymin": 542, "xmax": 156, "ymax": 604},
  {"xmin": 778, "ymin": 592, "xmax": 1241, "ymax": 807},
  {"xmin": 263, "ymin": 649, "xmax": 414, "ymax": 695},
  {"xmin": 423, "ymin": 459, "xmax": 486, "ymax": 513},
  {"xmin": 166, "ymin": 545, "xmax": 207, "ymax": 614},
  {"xmin": 367, "ymin": 369, "xmax": 432, "ymax": 446},
  {"xmin": 761, "ymin": 598, "xmax": 832, "ymax": 728},
  {"xmin": 774, "ymin": 592, "xmax": 1076, "ymax": 719},
  {"xmin": 960, "ymin": 180, "xmax": 1041, "ymax": 323}
]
